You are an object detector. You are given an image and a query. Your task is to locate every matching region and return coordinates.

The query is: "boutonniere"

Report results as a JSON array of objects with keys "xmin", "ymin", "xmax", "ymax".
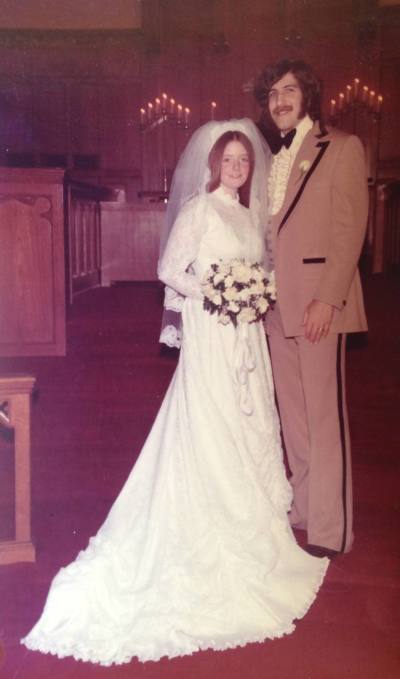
[{"xmin": 299, "ymin": 159, "xmax": 311, "ymax": 175}]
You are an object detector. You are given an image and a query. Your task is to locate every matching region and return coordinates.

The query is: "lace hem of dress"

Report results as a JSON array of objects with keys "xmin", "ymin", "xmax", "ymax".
[
  {"xmin": 160, "ymin": 325, "xmax": 181, "ymax": 348},
  {"xmin": 21, "ymin": 628, "xmax": 292, "ymax": 666},
  {"xmin": 164, "ymin": 286, "xmax": 185, "ymax": 313},
  {"xmin": 20, "ymin": 557, "xmax": 328, "ymax": 665}
]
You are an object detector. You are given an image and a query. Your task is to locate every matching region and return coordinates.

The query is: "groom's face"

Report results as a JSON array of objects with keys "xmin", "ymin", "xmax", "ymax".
[{"xmin": 267, "ymin": 72, "xmax": 304, "ymax": 133}]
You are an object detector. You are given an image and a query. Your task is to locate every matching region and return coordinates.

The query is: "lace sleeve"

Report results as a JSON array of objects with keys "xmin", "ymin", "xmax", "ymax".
[{"xmin": 158, "ymin": 198, "xmax": 205, "ymax": 301}]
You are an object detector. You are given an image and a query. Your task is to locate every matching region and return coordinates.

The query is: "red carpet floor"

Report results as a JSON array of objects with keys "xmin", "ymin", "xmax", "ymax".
[{"xmin": 0, "ymin": 274, "xmax": 399, "ymax": 679}]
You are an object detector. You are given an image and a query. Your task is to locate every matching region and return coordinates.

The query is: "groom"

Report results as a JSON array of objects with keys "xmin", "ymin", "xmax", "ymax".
[{"xmin": 254, "ymin": 59, "xmax": 368, "ymax": 558}]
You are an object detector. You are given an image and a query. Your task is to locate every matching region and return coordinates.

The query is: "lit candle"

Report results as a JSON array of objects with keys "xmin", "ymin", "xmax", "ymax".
[
  {"xmin": 140, "ymin": 107, "xmax": 146, "ymax": 125},
  {"xmin": 155, "ymin": 97, "xmax": 161, "ymax": 116},
  {"xmin": 211, "ymin": 101, "xmax": 217, "ymax": 120},
  {"xmin": 169, "ymin": 98, "xmax": 175, "ymax": 115},
  {"xmin": 376, "ymin": 94, "xmax": 383, "ymax": 114},
  {"xmin": 177, "ymin": 104, "xmax": 183, "ymax": 123},
  {"xmin": 184, "ymin": 107, "xmax": 190, "ymax": 126},
  {"xmin": 338, "ymin": 92, "xmax": 345, "ymax": 111},
  {"xmin": 147, "ymin": 102, "xmax": 153, "ymax": 121},
  {"xmin": 162, "ymin": 92, "xmax": 168, "ymax": 112},
  {"xmin": 346, "ymin": 85, "xmax": 352, "ymax": 104},
  {"xmin": 369, "ymin": 90, "xmax": 375, "ymax": 109},
  {"xmin": 362, "ymin": 85, "xmax": 369, "ymax": 103},
  {"xmin": 330, "ymin": 99, "xmax": 336, "ymax": 117},
  {"xmin": 353, "ymin": 78, "xmax": 360, "ymax": 100}
]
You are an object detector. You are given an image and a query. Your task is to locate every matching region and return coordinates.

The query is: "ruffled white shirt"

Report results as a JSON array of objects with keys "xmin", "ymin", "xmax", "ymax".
[{"xmin": 268, "ymin": 114, "xmax": 314, "ymax": 217}]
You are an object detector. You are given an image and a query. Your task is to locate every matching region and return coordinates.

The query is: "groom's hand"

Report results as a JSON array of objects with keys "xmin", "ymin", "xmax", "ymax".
[{"xmin": 302, "ymin": 300, "xmax": 334, "ymax": 343}]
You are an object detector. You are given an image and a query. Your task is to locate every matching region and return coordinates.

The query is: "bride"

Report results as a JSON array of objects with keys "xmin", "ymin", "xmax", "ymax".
[{"xmin": 22, "ymin": 119, "xmax": 329, "ymax": 666}]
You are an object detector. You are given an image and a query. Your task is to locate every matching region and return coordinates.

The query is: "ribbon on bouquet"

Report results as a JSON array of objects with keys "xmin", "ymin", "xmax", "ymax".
[{"xmin": 233, "ymin": 323, "xmax": 256, "ymax": 415}]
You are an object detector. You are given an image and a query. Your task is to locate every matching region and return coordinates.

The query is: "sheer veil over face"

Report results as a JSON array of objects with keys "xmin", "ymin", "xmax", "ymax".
[{"xmin": 158, "ymin": 118, "xmax": 272, "ymax": 348}]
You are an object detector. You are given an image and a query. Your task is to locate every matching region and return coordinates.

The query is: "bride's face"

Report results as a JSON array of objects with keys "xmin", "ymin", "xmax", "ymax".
[{"xmin": 219, "ymin": 140, "xmax": 250, "ymax": 196}]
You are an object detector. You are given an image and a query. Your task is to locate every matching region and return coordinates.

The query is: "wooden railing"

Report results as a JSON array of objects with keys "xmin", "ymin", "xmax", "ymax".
[
  {"xmin": 65, "ymin": 179, "xmax": 116, "ymax": 301},
  {"xmin": 372, "ymin": 180, "xmax": 400, "ymax": 273}
]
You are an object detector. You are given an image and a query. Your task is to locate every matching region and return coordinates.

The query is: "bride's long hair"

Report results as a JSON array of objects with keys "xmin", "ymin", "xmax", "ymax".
[{"xmin": 206, "ymin": 131, "xmax": 255, "ymax": 208}]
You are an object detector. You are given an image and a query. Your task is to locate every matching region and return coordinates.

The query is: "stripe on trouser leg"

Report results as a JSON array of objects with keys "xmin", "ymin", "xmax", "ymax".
[{"xmin": 336, "ymin": 334, "xmax": 347, "ymax": 553}]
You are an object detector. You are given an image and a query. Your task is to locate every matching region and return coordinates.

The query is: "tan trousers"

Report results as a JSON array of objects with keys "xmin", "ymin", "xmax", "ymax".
[{"xmin": 267, "ymin": 306, "xmax": 353, "ymax": 553}]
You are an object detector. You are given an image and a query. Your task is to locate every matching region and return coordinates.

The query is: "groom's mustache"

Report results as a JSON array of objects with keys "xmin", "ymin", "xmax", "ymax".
[{"xmin": 273, "ymin": 106, "xmax": 293, "ymax": 115}]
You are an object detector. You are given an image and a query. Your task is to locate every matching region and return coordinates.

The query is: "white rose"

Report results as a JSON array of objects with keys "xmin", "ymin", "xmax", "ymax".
[
  {"xmin": 213, "ymin": 272, "xmax": 225, "ymax": 285},
  {"xmin": 249, "ymin": 281, "xmax": 265, "ymax": 295},
  {"xmin": 202, "ymin": 283, "xmax": 215, "ymax": 299},
  {"xmin": 227, "ymin": 301, "xmax": 240, "ymax": 313},
  {"xmin": 252, "ymin": 268, "xmax": 265, "ymax": 282},
  {"xmin": 212, "ymin": 292, "xmax": 222, "ymax": 306},
  {"xmin": 238, "ymin": 287, "xmax": 251, "ymax": 301},
  {"xmin": 232, "ymin": 262, "xmax": 252, "ymax": 283},
  {"xmin": 218, "ymin": 262, "xmax": 231, "ymax": 276},
  {"xmin": 299, "ymin": 159, "xmax": 311, "ymax": 174},
  {"xmin": 237, "ymin": 307, "xmax": 257, "ymax": 324},
  {"xmin": 224, "ymin": 274, "xmax": 234, "ymax": 287},
  {"xmin": 222, "ymin": 286, "xmax": 237, "ymax": 301},
  {"xmin": 256, "ymin": 297, "xmax": 268, "ymax": 314}
]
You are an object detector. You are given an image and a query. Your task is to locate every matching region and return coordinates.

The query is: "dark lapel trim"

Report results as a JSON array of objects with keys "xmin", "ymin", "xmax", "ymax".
[{"xmin": 277, "ymin": 140, "xmax": 330, "ymax": 234}]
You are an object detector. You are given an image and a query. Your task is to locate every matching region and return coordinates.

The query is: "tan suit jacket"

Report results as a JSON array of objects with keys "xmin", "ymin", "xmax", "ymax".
[{"xmin": 266, "ymin": 122, "xmax": 368, "ymax": 337}]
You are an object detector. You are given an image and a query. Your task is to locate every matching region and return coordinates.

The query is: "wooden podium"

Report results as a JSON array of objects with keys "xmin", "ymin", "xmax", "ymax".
[
  {"xmin": 0, "ymin": 168, "xmax": 66, "ymax": 357},
  {"xmin": 0, "ymin": 375, "xmax": 36, "ymax": 564}
]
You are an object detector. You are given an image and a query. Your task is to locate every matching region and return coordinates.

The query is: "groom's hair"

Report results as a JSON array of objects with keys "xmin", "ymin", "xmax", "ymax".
[
  {"xmin": 254, "ymin": 59, "xmax": 323, "ymax": 124},
  {"xmin": 207, "ymin": 131, "xmax": 255, "ymax": 208}
]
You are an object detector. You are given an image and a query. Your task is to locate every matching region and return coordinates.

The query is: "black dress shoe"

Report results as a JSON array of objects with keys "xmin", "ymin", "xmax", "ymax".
[{"xmin": 304, "ymin": 544, "xmax": 340, "ymax": 559}]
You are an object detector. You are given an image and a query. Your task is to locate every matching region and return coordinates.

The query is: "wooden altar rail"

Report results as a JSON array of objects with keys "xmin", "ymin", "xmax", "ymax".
[
  {"xmin": 66, "ymin": 179, "xmax": 117, "ymax": 301},
  {"xmin": 0, "ymin": 375, "xmax": 36, "ymax": 565},
  {"xmin": 86, "ymin": 184, "xmax": 400, "ymax": 286},
  {"xmin": 372, "ymin": 180, "xmax": 400, "ymax": 273}
]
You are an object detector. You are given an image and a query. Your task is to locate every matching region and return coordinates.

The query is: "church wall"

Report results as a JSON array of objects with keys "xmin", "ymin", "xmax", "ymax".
[{"xmin": 0, "ymin": 0, "xmax": 398, "ymax": 197}]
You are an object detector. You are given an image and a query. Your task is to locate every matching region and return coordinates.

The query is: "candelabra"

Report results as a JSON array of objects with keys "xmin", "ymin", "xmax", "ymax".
[
  {"xmin": 139, "ymin": 93, "xmax": 191, "ymax": 199},
  {"xmin": 328, "ymin": 78, "xmax": 385, "ymax": 265},
  {"xmin": 327, "ymin": 77, "xmax": 383, "ymax": 182},
  {"xmin": 328, "ymin": 78, "xmax": 383, "ymax": 129},
  {"xmin": 138, "ymin": 96, "xmax": 219, "ymax": 199}
]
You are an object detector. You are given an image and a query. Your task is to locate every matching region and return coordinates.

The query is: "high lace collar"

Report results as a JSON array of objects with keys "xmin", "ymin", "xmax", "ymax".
[{"xmin": 213, "ymin": 185, "xmax": 240, "ymax": 206}]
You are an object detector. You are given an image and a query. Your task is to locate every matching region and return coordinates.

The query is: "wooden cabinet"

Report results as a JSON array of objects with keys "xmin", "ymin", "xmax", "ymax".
[
  {"xmin": 0, "ymin": 168, "xmax": 66, "ymax": 356},
  {"xmin": 0, "ymin": 375, "xmax": 36, "ymax": 564},
  {"xmin": 100, "ymin": 202, "xmax": 166, "ymax": 283}
]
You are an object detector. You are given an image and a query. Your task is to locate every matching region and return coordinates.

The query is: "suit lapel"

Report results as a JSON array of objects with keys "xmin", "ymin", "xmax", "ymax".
[{"xmin": 275, "ymin": 122, "xmax": 330, "ymax": 234}]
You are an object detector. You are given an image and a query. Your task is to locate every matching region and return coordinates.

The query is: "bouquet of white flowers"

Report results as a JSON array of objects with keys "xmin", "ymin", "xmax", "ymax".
[{"xmin": 201, "ymin": 259, "xmax": 276, "ymax": 326}]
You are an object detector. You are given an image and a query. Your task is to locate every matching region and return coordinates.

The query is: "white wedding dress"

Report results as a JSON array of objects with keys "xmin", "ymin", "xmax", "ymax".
[{"xmin": 22, "ymin": 186, "xmax": 328, "ymax": 666}]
